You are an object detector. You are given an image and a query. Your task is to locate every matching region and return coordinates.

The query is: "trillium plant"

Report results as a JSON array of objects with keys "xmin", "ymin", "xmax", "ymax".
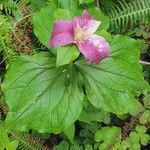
[
  {"xmin": 0, "ymin": 0, "xmax": 150, "ymax": 149},
  {"xmin": 50, "ymin": 10, "xmax": 110, "ymax": 64}
]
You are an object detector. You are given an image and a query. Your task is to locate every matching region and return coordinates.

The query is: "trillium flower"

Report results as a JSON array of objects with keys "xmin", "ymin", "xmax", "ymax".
[{"xmin": 50, "ymin": 10, "xmax": 110, "ymax": 64}]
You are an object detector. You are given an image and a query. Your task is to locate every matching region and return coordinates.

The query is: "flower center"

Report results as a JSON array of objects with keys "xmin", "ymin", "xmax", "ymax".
[{"xmin": 74, "ymin": 27, "xmax": 89, "ymax": 43}]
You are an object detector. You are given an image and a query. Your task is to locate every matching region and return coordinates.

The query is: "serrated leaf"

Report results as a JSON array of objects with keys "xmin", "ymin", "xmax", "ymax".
[
  {"xmin": 76, "ymin": 35, "xmax": 148, "ymax": 114},
  {"xmin": 2, "ymin": 53, "xmax": 84, "ymax": 133},
  {"xmin": 56, "ymin": 45, "xmax": 80, "ymax": 67},
  {"xmin": 33, "ymin": 3, "xmax": 57, "ymax": 47}
]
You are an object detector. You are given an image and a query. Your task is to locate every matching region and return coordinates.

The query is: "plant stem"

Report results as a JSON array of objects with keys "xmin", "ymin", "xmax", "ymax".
[
  {"xmin": 96, "ymin": 0, "xmax": 99, "ymax": 7},
  {"xmin": 139, "ymin": 60, "xmax": 150, "ymax": 65}
]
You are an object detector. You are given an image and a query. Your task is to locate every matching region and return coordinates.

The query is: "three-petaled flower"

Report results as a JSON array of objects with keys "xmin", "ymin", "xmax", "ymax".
[{"xmin": 50, "ymin": 10, "xmax": 110, "ymax": 64}]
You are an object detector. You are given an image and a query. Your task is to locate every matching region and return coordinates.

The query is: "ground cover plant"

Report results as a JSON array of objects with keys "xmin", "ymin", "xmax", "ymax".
[{"xmin": 0, "ymin": 0, "xmax": 150, "ymax": 149}]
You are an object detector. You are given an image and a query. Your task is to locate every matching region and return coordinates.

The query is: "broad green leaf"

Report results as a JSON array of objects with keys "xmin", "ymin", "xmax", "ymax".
[
  {"xmin": 87, "ymin": 8, "xmax": 110, "ymax": 30},
  {"xmin": 94, "ymin": 126, "xmax": 121, "ymax": 150},
  {"xmin": 76, "ymin": 35, "xmax": 149, "ymax": 114},
  {"xmin": 2, "ymin": 53, "xmax": 84, "ymax": 133},
  {"xmin": 79, "ymin": 0, "xmax": 95, "ymax": 4},
  {"xmin": 56, "ymin": 45, "xmax": 80, "ymax": 67},
  {"xmin": 78, "ymin": 100, "xmax": 110, "ymax": 124},
  {"xmin": 33, "ymin": 3, "xmax": 57, "ymax": 47},
  {"xmin": 54, "ymin": 9, "xmax": 72, "ymax": 20}
]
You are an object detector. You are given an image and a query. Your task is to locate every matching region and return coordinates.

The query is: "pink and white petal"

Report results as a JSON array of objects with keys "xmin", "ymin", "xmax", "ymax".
[
  {"xmin": 83, "ymin": 20, "xmax": 101, "ymax": 34},
  {"xmin": 82, "ymin": 10, "xmax": 93, "ymax": 19},
  {"xmin": 77, "ymin": 35, "xmax": 110, "ymax": 64},
  {"xmin": 73, "ymin": 17, "xmax": 90, "ymax": 29},
  {"xmin": 73, "ymin": 15, "xmax": 100, "ymax": 34},
  {"xmin": 50, "ymin": 33, "xmax": 74, "ymax": 48},
  {"xmin": 52, "ymin": 20, "xmax": 73, "ymax": 33},
  {"xmin": 50, "ymin": 20, "xmax": 74, "ymax": 48}
]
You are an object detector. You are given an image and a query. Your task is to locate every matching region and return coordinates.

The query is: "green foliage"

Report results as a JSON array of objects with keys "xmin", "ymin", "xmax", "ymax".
[
  {"xmin": 10, "ymin": 131, "xmax": 49, "ymax": 150},
  {"xmin": 0, "ymin": 15, "xmax": 17, "ymax": 64},
  {"xmin": 100, "ymin": 0, "xmax": 150, "ymax": 34},
  {"xmin": 0, "ymin": 0, "xmax": 150, "ymax": 149},
  {"xmin": 120, "ymin": 125, "xmax": 150, "ymax": 149},
  {"xmin": 79, "ymin": 0, "xmax": 95, "ymax": 5},
  {"xmin": 94, "ymin": 126, "xmax": 121, "ymax": 150},
  {"xmin": 0, "ymin": 0, "xmax": 48, "ymax": 15},
  {"xmin": 33, "ymin": 4, "xmax": 109, "ymax": 47},
  {"xmin": 76, "ymin": 35, "xmax": 148, "ymax": 114},
  {"xmin": 33, "ymin": 3, "xmax": 57, "ymax": 47},
  {"xmin": 139, "ymin": 93, "xmax": 150, "ymax": 124},
  {"xmin": 2, "ymin": 53, "xmax": 84, "ymax": 133},
  {"xmin": 56, "ymin": 45, "xmax": 80, "ymax": 67},
  {"xmin": 79, "ymin": 100, "xmax": 110, "ymax": 124},
  {"xmin": 0, "ymin": 123, "xmax": 19, "ymax": 150}
]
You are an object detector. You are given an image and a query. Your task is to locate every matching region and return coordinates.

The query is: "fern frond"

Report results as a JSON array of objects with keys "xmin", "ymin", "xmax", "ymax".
[
  {"xmin": 100, "ymin": 0, "xmax": 150, "ymax": 34},
  {"xmin": 0, "ymin": 15, "xmax": 18, "ymax": 64},
  {"xmin": 9, "ymin": 131, "xmax": 49, "ymax": 150}
]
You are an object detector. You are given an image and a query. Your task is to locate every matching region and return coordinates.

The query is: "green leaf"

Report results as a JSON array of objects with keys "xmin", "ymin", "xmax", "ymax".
[
  {"xmin": 121, "ymin": 138, "xmax": 132, "ymax": 149},
  {"xmin": 0, "ymin": 125, "xmax": 9, "ymax": 149},
  {"xmin": 143, "ymin": 93, "xmax": 150, "ymax": 108},
  {"xmin": 135, "ymin": 125, "xmax": 147, "ymax": 134},
  {"xmin": 87, "ymin": 8, "xmax": 110, "ymax": 30},
  {"xmin": 54, "ymin": 9, "xmax": 72, "ymax": 20},
  {"xmin": 56, "ymin": 45, "xmax": 80, "ymax": 67},
  {"xmin": 78, "ymin": 100, "xmax": 110, "ymax": 124},
  {"xmin": 33, "ymin": 3, "xmax": 57, "ymax": 47},
  {"xmin": 94, "ymin": 126, "xmax": 121, "ymax": 150},
  {"xmin": 129, "ymin": 132, "xmax": 140, "ymax": 144},
  {"xmin": 141, "ymin": 134, "xmax": 150, "ymax": 146},
  {"xmin": 85, "ymin": 144, "xmax": 93, "ymax": 150},
  {"xmin": 76, "ymin": 35, "xmax": 148, "ymax": 114},
  {"xmin": 2, "ymin": 53, "xmax": 84, "ymax": 133},
  {"xmin": 55, "ymin": 141, "xmax": 69, "ymax": 150},
  {"xmin": 6, "ymin": 140, "xmax": 19, "ymax": 150},
  {"xmin": 64, "ymin": 124, "xmax": 75, "ymax": 141},
  {"xmin": 56, "ymin": 0, "xmax": 78, "ymax": 16},
  {"xmin": 131, "ymin": 143, "xmax": 141, "ymax": 150},
  {"xmin": 96, "ymin": 30, "xmax": 113, "ymax": 43},
  {"xmin": 79, "ymin": 0, "xmax": 95, "ymax": 4},
  {"xmin": 139, "ymin": 110, "xmax": 150, "ymax": 124}
]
